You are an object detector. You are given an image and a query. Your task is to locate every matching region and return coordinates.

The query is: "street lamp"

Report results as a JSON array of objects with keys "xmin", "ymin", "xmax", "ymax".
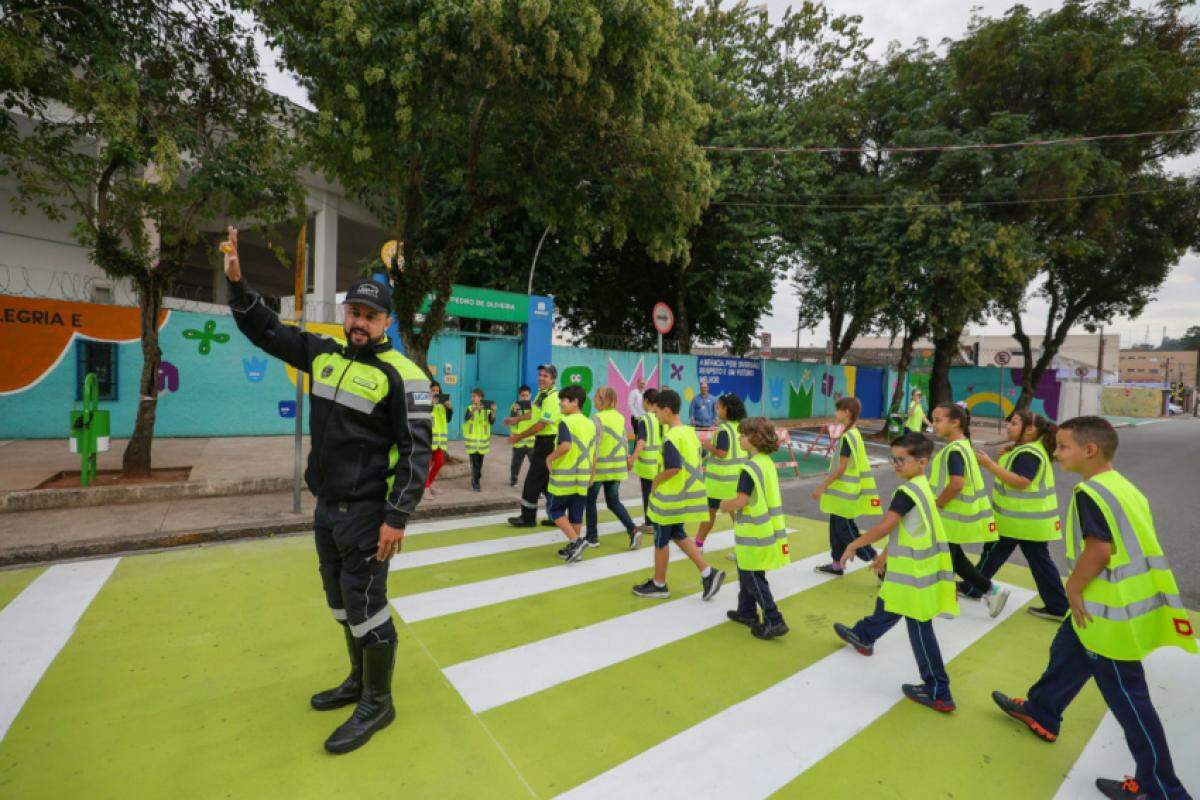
[{"xmin": 527, "ymin": 179, "xmax": 590, "ymax": 295}]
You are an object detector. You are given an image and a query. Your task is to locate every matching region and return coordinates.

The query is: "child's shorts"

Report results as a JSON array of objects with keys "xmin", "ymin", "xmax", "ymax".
[
  {"xmin": 548, "ymin": 493, "xmax": 586, "ymax": 524},
  {"xmin": 653, "ymin": 522, "xmax": 688, "ymax": 548}
]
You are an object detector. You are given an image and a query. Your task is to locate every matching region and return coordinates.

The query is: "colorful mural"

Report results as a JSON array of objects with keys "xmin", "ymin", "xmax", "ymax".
[
  {"xmin": 1101, "ymin": 386, "xmax": 1164, "ymax": 418},
  {"xmin": 948, "ymin": 367, "xmax": 1060, "ymax": 421}
]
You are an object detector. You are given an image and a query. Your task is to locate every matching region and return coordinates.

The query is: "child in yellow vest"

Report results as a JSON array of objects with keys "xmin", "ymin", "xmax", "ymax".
[
  {"xmin": 504, "ymin": 384, "xmax": 534, "ymax": 488},
  {"xmin": 547, "ymin": 385, "xmax": 595, "ymax": 564},
  {"xmin": 696, "ymin": 393, "xmax": 747, "ymax": 550},
  {"xmin": 463, "ymin": 388, "xmax": 495, "ymax": 492},
  {"xmin": 812, "ymin": 397, "xmax": 882, "ymax": 575},
  {"xmin": 930, "ymin": 402, "xmax": 1010, "ymax": 617},
  {"xmin": 632, "ymin": 389, "xmax": 726, "ymax": 602},
  {"xmin": 720, "ymin": 417, "xmax": 790, "ymax": 640},
  {"xmin": 585, "ymin": 386, "xmax": 641, "ymax": 549},
  {"xmin": 993, "ymin": 417, "xmax": 1195, "ymax": 800},
  {"xmin": 628, "ymin": 388, "xmax": 662, "ymax": 534},
  {"xmin": 832, "ymin": 432, "xmax": 960, "ymax": 713}
]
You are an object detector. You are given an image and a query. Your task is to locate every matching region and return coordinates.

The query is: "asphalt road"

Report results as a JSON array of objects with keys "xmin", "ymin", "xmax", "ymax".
[{"xmin": 780, "ymin": 416, "xmax": 1200, "ymax": 605}]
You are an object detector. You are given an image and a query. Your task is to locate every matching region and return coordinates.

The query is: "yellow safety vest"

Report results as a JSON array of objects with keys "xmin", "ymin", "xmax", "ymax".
[
  {"xmin": 734, "ymin": 452, "xmax": 789, "ymax": 571},
  {"xmin": 704, "ymin": 420, "xmax": 746, "ymax": 501},
  {"xmin": 879, "ymin": 475, "xmax": 959, "ymax": 622},
  {"xmin": 463, "ymin": 406, "xmax": 493, "ymax": 455},
  {"xmin": 533, "ymin": 388, "xmax": 560, "ymax": 437},
  {"xmin": 548, "ymin": 412, "xmax": 595, "ymax": 497},
  {"xmin": 648, "ymin": 425, "xmax": 709, "ymax": 524},
  {"xmin": 592, "ymin": 409, "xmax": 629, "ymax": 483},
  {"xmin": 819, "ymin": 427, "xmax": 881, "ymax": 518},
  {"xmin": 992, "ymin": 441, "xmax": 1060, "ymax": 541},
  {"xmin": 1065, "ymin": 471, "xmax": 1197, "ymax": 661},
  {"xmin": 930, "ymin": 438, "xmax": 997, "ymax": 544},
  {"xmin": 509, "ymin": 401, "xmax": 534, "ymax": 449},
  {"xmin": 906, "ymin": 400, "xmax": 925, "ymax": 432},
  {"xmin": 633, "ymin": 412, "xmax": 663, "ymax": 480},
  {"xmin": 431, "ymin": 402, "xmax": 448, "ymax": 451}
]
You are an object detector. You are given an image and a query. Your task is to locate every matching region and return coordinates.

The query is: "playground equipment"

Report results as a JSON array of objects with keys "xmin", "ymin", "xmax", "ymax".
[{"xmin": 69, "ymin": 372, "xmax": 110, "ymax": 487}]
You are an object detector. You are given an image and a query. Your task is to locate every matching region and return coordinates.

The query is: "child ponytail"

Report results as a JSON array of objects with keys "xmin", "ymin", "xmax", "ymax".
[{"xmin": 1032, "ymin": 413, "xmax": 1057, "ymax": 457}]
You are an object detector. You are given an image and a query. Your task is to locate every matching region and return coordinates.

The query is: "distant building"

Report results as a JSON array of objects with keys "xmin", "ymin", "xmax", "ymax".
[{"xmin": 1119, "ymin": 350, "xmax": 1198, "ymax": 387}]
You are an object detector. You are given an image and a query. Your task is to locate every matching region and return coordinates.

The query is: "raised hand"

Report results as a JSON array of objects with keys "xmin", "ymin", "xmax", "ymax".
[{"xmin": 220, "ymin": 226, "xmax": 242, "ymax": 282}]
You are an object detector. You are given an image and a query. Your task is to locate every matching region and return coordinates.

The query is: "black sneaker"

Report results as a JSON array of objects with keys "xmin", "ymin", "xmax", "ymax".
[
  {"xmin": 752, "ymin": 621, "xmax": 789, "ymax": 640},
  {"xmin": 991, "ymin": 691, "xmax": 1057, "ymax": 742},
  {"xmin": 632, "ymin": 579, "xmax": 669, "ymax": 599},
  {"xmin": 902, "ymin": 683, "xmax": 956, "ymax": 713},
  {"xmin": 1028, "ymin": 606, "xmax": 1066, "ymax": 621},
  {"xmin": 627, "ymin": 528, "xmax": 643, "ymax": 550},
  {"xmin": 507, "ymin": 517, "xmax": 536, "ymax": 528},
  {"xmin": 557, "ymin": 544, "xmax": 570, "ymax": 559},
  {"xmin": 814, "ymin": 563, "xmax": 844, "ymax": 576},
  {"xmin": 1095, "ymin": 777, "xmax": 1147, "ymax": 800},
  {"xmin": 833, "ymin": 622, "xmax": 873, "ymax": 656},
  {"xmin": 701, "ymin": 569, "xmax": 726, "ymax": 601},
  {"xmin": 585, "ymin": 538, "xmax": 600, "ymax": 548},
  {"xmin": 564, "ymin": 539, "xmax": 586, "ymax": 564},
  {"xmin": 726, "ymin": 610, "xmax": 758, "ymax": 627},
  {"xmin": 540, "ymin": 519, "xmax": 557, "ymax": 527}
]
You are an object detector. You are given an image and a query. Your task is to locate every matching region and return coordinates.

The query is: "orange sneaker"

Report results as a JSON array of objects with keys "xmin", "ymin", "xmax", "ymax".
[{"xmin": 991, "ymin": 691, "xmax": 1057, "ymax": 742}]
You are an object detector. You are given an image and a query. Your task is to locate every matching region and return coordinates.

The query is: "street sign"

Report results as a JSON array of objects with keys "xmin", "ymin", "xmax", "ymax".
[
  {"xmin": 994, "ymin": 351, "xmax": 1012, "ymax": 366},
  {"xmin": 380, "ymin": 239, "xmax": 403, "ymax": 270},
  {"xmin": 759, "ymin": 331, "xmax": 771, "ymax": 357},
  {"xmin": 1074, "ymin": 366, "xmax": 1089, "ymax": 378},
  {"xmin": 652, "ymin": 302, "xmax": 674, "ymax": 335}
]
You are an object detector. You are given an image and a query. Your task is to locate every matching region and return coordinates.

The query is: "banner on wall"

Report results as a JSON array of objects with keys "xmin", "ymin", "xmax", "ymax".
[{"xmin": 696, "ymin": 356, "xmax": 762, "ymax": 402}]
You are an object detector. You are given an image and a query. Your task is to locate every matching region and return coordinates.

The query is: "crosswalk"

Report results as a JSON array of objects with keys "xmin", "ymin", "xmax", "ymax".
[{"xmin": 1, "ymin": 504, "xmax": 1197, "ymax": 800}]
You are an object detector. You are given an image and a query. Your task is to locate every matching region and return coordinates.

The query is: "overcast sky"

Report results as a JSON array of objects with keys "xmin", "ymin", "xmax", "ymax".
[{"xmin": 253, "ymin": 1, "xmax": 1199, "ymax": 349}]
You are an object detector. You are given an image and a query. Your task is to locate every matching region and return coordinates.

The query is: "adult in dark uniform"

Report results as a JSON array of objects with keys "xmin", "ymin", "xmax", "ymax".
[
  {"xmin": 507, "ymin": 364, "xmax": 560, "ymax": 527},
  {"xmin": 221, "ymin": 227, "xmax": 432, "ymax": 754}
]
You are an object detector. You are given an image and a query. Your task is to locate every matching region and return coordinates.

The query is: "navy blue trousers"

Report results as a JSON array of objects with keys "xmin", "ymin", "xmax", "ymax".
[
  {"xmin": 585, "ymin": 480, "xmax": 637, "ymax": 541},
  {"xmin": 850, "ymin": 597, "xmax": 952, "ymax": 704},
  {"xmin": 509, "ymin": 446, "xmax": 530, "ymax": 486},
  {"xmin": 966, "ymin": 537, "xmax": 1068, "ymax": 614},
  {"xmin": 829, "ymin": 514, "xmax": 876, "ymax": 563},
  {"xmin": 736, "ymin": 568, "xmax": 784, "ymax": 625},
  {"xmin": 1024, "ymin": 621, "xmax": 1190, "ymax": 800}
]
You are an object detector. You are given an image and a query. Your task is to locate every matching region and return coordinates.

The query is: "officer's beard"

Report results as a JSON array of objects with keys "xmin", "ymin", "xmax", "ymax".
[{"xmin": 345, "ymin": 325, "xmax": 375, "ymax": 353}]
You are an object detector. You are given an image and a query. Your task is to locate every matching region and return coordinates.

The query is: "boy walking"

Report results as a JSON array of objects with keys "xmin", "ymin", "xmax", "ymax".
[
  {"xmin": 629, "ymin": 388, "xmax": 662, "ymax": 534},
  {"xmin": 632, "ymin": 389, "xmax": 725, "ymax": 601},
  {"xmin": 463, "ymin": 388, "xmax": 495, "ymax": 492},
  {"xmin": 812, "ymin": 397, "xmax": 882, "ymax": 575},
  {"xmin": 504, "ymin": 385, "xmax": 534, "ymax": 487},
  {"xmin": 721, "ymin": 417, "xmax": 790, "ymax": 640},
  {"xmin": 992, "ymin": 417, "xmax": 1195, "ymax": 800},
  {"xmin": 547, "ymin": 385, "xmax": 594, "ymax": 564},
  {"xmin": 832, "ymin": 432, "xmax": 960, "ymax": 713}
]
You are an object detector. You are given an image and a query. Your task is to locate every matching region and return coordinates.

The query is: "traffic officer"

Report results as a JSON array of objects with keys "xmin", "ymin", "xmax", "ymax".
[
  {"xmin": 507, "ymin": 364, "xmax": 560, "ymax": 527},
  {"xmin": 221, "ymin": 227, "xmax": 432, "ymax": 755}
]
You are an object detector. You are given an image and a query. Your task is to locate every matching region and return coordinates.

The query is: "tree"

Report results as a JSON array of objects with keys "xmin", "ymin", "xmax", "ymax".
[
  {"xmin": 0, "ymin": 1, "xmax": 301, "ymax": 475},
  {"xmin": 946, "ymin": 0, "xmax": 1200, "ymax": 410},
  {"xmin": 247, "ymin": 0, "xmax": 712, "ymax": 367}
]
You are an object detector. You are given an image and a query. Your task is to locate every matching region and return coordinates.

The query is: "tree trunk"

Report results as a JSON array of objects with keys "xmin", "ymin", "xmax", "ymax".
[
  {"xmin": 888, "ymin": 329, "xmax": 919, "ymax": 415},
  {"xmin": 1010, "ymin": 313, "xmax": 1037, "ymax": 412},
  {"xmin": 929, "ymin": 330, "xmax": 959, "ymax": 407},
  {"xmin": 122, "ymin": 276, "xmax": 163, "ymax": 476},
  {"xmin": 675, "ymin": 262, "xmax": 691, "ymax": 355}
]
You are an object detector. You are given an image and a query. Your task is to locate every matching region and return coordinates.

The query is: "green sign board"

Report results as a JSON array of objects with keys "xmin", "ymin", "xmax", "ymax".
[{"xmin": 421, "ymin": 284, "xmax": 529, "ymax": 324}]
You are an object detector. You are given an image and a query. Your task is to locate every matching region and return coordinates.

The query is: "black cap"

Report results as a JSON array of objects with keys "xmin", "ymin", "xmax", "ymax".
[{"xmin": 343, "ymin": 278, "xmax": 392, "ymax": 314}]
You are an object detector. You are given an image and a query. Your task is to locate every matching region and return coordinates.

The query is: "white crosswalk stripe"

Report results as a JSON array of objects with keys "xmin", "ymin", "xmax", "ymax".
[
  {"xmin": 559, "ymin": 584, "xmax": 1036, "ymax": 800},
  {"xmin": 444, "ymin": 545, "xmax": 849, "ymax": 712},
  {"xmin": 0, "ymin": 558, "xmax": 120, "ymax": 739},
  {"xmin": 390, "ymin": 520, "xmax": 634, "ymax": 572},
  {"xmin": 391, "ymin": 530, "xmax": 738, "ymax": 623},
  {"xmin": 403, "ymin": 498, "xmax": 643, "ymax": 537}
]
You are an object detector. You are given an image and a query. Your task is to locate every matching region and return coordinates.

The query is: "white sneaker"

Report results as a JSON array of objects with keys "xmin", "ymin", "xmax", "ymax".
[{"xmin": 986, "ymin": 586, "xmax": 1011, "ymax": 618}]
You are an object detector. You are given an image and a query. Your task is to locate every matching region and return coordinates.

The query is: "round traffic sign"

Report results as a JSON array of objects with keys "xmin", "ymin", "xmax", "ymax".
[
  {"xmin": 652, "ymin": 302, "xmax": 675, "ymax": 335},
  {"xmin": 994, "ymin": 351, "xmax": 1012, "ymax": 366},
  {"xmin": 380, "ymin": 239, "xmax": 404, "ymax": 270},
  {"xmin": 1074, "ymin": 366, "xmax": 1089, "ymax": 378}
]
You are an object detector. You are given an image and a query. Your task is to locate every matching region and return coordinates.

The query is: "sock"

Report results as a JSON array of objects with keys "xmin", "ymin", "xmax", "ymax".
[
  {"xmin": 653, "ymin": 579, "xmax": 666, "ymax": 588},
  {"xmin": 701, "ymin": 567, "xmax": 713, "ymax": 578}
]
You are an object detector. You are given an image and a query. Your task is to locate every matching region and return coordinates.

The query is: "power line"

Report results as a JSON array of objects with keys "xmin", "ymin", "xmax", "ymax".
[
  {"xmin": 702, "ymin": 126, "xmax": 1200, "ymax": 155},
  {"xmin": 712, "ymin": 185, "xmax": 1191, "ymax": 211}
]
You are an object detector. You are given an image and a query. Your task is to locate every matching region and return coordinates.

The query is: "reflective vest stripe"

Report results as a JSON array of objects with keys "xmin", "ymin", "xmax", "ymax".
[{"xmin": 312, "ymin": 380, "xmax": 378, "ymax": 415}]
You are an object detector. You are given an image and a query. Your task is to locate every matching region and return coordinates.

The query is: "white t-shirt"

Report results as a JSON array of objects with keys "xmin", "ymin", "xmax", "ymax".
[{"xmin": 628, "ymin": 388, "xmax": 644, "ymax": 417}]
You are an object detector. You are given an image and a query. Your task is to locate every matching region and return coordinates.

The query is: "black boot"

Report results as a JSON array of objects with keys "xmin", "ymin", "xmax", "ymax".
[
  {"xmin": 310, "ymin": 626, "xmax": 362, "ymax": 711},
  {"xmin": 324, "ymin": 641, "xmax": 396, "ymax": 754}
]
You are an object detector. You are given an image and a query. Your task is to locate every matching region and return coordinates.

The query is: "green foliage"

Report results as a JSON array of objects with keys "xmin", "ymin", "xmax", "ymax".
[
  {"xmin": 1160, "ymin": 326, "xmax": 1200, "ymax": 351},
  {"xmin": 246, "ymin": 0, "xmax": 713, "ymax": 363},
  {"xmin": 0, "ymin": 1, "xmax": 303, "ymax": 473}
]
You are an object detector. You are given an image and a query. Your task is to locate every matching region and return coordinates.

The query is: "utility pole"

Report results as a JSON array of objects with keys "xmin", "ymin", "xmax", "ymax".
[{"xmin": 1098, "ymin": 326, "xmax": 1105, "ymax": 385}]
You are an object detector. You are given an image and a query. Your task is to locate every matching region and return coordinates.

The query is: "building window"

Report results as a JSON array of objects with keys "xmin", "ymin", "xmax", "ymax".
[{"xmin": 76, "ymin": 341, "xmax": 118, "ymax": 401}]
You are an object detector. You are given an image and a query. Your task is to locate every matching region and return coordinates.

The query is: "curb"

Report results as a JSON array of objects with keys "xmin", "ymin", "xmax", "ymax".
[
  {"xmin": 0, "ymin": 495, "xmax": 517, "ymax": 567},
  {"xmin": 0, "ymin": 463, "xmax": 470, "ymax": 514}
]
